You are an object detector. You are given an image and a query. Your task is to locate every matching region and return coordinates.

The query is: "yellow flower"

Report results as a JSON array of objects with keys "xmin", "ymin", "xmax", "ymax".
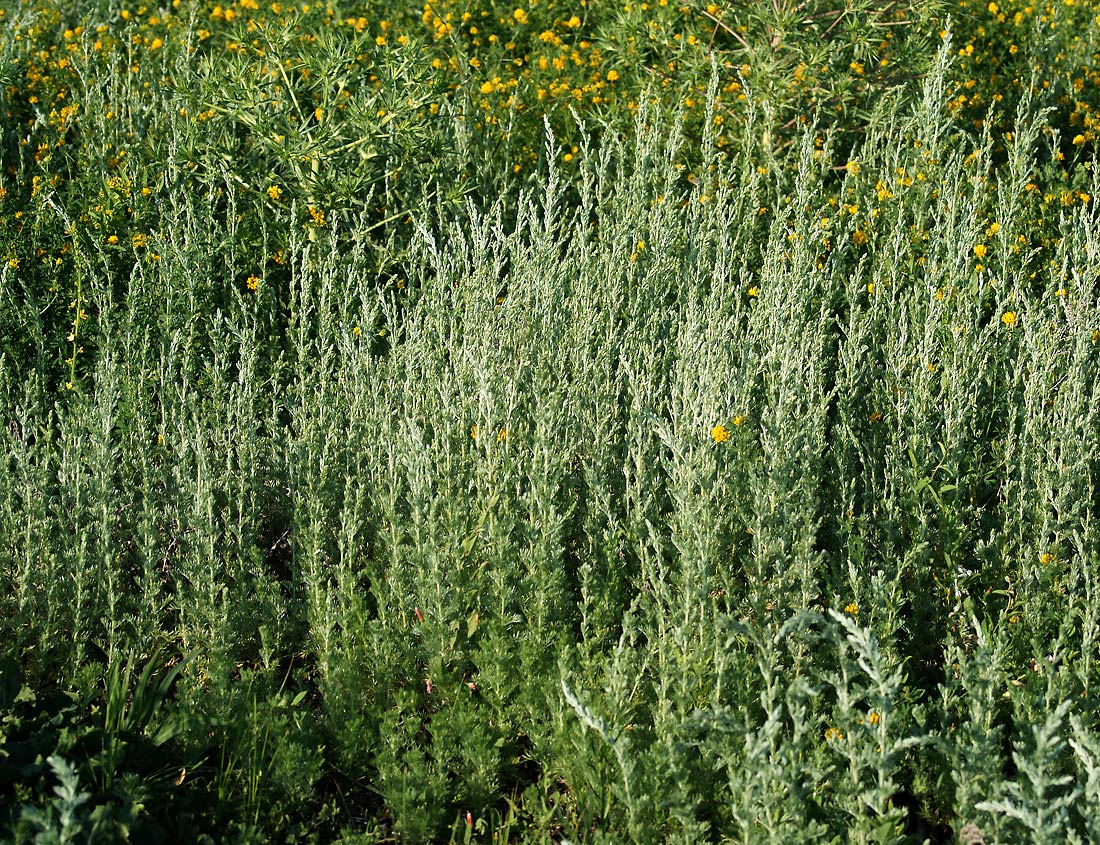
[
  {"xmin": 867, "ymin": 711, "xmax": 880, "ymax": 725},
  {"xmin": 1040, "ymin": 552, "xmax": 1055, "ymax": 564},
  {"xmin": 974, "ymin": 243, "xmax": 987, "ymax": 258},
  {"xmin": 480, "ymin": 80, "xmax": 496, "ymax": 94},
  {"xmin": 824, "ymin": 727, "xmax": 844, "ymax": 741},
  {"xmin": 513, "ymin": 7, "xmax": 529, "ymax": 24},
  {"xmin": 732, "ymin": 415, "xmax": 746, "ymax": 426},
  {"xmin": 606, "ymin": 69, "xmax": 620, "ymax": 82},
  {"xmin": 711, "ymin": 424, "xmax": 731, "ymax": 443},
  {"xmin": 1001, "ymin": 311, "xmax": 1017, "ymax": 326},
  {"xmin": 497, "ymin": 427, "xmax": 508, "ymax": 442},
  {"xmin": 150, "ymin": 37, "xmax": 164, "ymax": 50},
  {"xmin": 852, "ymin": 229, "xmax": 868, "ymax": 246},
  {"xmin": 245, "ymin": 274, "xmax": 260, "ymax": 291},
  {"xmin": 747, "ymin": 286, "xmax": 759, "ymax": 297},
  {"xmin": 470, "ymin": 425, "xmax": 480, "ymax": 440},
  {"xmin": 1073, "ymin": 134, "xmax": 1086, "ymax": 145},
  {"xmin": 267, "ymin": 184, "xmax": 283, "ymax": 201},
  {"xmin": 844, "ymin": 602, "xmax": 858, "ymax": 614}
]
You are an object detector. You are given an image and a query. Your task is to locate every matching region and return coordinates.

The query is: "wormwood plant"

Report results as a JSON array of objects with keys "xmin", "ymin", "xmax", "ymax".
[{"xmin": 5, "ymin": 16, "xmax": 1100, "ymax": 845}]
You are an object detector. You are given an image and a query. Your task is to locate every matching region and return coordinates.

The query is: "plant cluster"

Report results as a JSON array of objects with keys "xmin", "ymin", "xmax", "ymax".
[{"xmin": 2, "ymin": 0, "xmax": 1100, "ymax": 842}]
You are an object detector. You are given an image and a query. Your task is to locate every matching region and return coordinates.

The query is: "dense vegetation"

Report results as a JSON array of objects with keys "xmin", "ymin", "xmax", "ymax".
[{"xmin": 2, "ymin": 0, "xmax": 1100, "ymax": 841}]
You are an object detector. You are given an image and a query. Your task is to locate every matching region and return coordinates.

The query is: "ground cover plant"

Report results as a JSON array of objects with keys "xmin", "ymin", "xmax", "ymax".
[{"xmin": 2, "ymin": 0, "xmax": 1100, "ymax": 842}]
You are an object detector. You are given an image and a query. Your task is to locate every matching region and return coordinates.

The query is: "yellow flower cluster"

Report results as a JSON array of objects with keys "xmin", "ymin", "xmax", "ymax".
[
  {"xmin": 1, "ymin": 0, "xmax": 1092, "ymax": 295},
  {"xmin": 946, "ymin": 0, "xmax": 1100, "ymax": 148}
]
